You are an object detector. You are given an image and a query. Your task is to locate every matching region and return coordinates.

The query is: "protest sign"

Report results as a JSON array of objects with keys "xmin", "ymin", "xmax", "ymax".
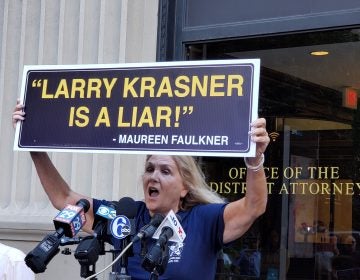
[{"xmin": 14, "ymin": 59, "xmax": 260, "ymax": 156}]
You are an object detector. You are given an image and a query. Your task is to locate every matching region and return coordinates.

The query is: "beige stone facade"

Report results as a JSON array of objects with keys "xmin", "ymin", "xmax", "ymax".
[{"xmin": 0, "ymin": 0, "xmax": 159, "ymax": 278}]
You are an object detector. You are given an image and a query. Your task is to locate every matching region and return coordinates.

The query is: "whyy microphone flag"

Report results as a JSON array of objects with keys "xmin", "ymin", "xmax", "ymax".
[{"xmin": 152, "ymin": 210, "xmax": 186, "ymax": 243}]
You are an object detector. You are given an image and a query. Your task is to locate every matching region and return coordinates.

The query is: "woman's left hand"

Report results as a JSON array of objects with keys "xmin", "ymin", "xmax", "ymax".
[{"xmin": 248, "ymin": 118, "xmax": 270, "ymax": 163}]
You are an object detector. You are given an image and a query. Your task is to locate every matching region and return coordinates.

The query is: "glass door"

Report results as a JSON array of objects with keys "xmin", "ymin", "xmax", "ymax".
[{"xmin": 186, "ymin": 27, "xmax": 360, "ymax": 279}]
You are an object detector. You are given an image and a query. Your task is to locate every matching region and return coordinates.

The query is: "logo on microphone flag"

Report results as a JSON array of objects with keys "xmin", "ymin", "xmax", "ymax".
[
  {"xmin": 96, "ymin": 204, "xmax": 116, "ymax": 220},
  {"xmin": 110, "ymin": 215, "xmax": 132, "ymax": 239},
  {"xmin": 53, "ymin": 204, "xmax": 86, "ymax": 237},
  {"xmin": 152, "ymin": 210, "xmax": 186, "ymax": 243}
]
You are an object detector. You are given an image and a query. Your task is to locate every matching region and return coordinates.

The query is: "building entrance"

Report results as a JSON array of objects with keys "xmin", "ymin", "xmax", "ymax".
[{"xmin": 186, "ymin": 28, "xmax": 360, "ymax": 279}]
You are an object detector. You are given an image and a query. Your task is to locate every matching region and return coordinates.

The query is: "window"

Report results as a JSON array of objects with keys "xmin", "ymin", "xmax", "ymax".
[{"xmin": 187, "ymin": 28, "xmax": 360, "ymax": 279}]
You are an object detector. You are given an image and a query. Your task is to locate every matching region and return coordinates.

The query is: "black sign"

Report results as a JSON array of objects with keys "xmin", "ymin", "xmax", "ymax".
[{"xmin": 14, "ymin": 60, "xmax": 260, "ymax": 156}]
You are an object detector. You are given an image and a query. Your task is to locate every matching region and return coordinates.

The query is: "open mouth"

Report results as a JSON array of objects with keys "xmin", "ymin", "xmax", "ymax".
[{"xmin": 149, "ymin": 187, "xmax": 159, "ymax": 197}]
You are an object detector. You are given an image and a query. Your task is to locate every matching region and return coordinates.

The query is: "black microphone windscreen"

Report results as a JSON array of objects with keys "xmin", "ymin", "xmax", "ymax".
[
  {"xmin": 151, "ymin": 213, "xmax": 165, "ymax": 226},
  {"xmin": 76, "ymin": 198, "xmax": 90, "ymax": 213},
  {"xmin": 116, "ymin": 197, "xmax": 137, "ymax": 218}
]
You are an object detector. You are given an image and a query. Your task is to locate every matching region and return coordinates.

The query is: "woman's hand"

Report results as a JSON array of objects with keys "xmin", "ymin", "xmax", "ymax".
[
  {"xmin": 12, "ymin": 99, "xmax": 25, "ymax": 129},
  {"xmin": 223, "ymin": 117, "xmax": 269, "ymax": 243},
  {"xmin": 247, "ymin": 118, "xmax": 270, "ymax": 165}
]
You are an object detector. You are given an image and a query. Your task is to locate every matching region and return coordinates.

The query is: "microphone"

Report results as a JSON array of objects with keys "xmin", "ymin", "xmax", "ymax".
[
  {"xmin": 131, "ymin": 213, "xmax": 164, "ymax": 243},
  {"xmin": 25, "ymin": 199, "xmax": 90, "ymax": 273},
  {"xmin": 74, "ymin": 236, "xmax": 103, "ymax": 278},
  {"xmin": 108, "ymin": 197, "xmax": 137, "ymax": 240},
  {"xmin": 53, "ymin": 198, "xmax": 90, "ymax": 238},
  {"xmin": 74, "ymin": 202, "xmax": 118, "ymax": 278},
  {"xmin": 74, "ymin": 197, "xmax": 138, "ymax": 278},
  {"xmin": 60, "ymin": 236, "xmax": 82, "ymax": 246},
  {"xmin": 152, "ymin": 210, "xmax": 186, "ymax": 243},
  {"xmin": 109, "ymin": 197, "xmax": 137, "ymax": 277},
  {"xmin": 92, "ymin": 203, "xmax": 117, "ymax": 244},
  {"xmin": 142, "ymin": 210, "xmax": 185, "ymax": 275}
]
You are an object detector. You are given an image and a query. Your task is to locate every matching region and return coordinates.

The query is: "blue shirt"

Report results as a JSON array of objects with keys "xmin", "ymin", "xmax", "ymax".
[{"xmin": 93, "ymin": 199, "xmax": 226, "ymax": 280}]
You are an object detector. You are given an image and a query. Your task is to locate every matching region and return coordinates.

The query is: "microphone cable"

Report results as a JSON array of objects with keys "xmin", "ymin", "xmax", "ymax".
[{"xmin": 84, "ymin": 241, "xmax": 134, "ymax": 280}]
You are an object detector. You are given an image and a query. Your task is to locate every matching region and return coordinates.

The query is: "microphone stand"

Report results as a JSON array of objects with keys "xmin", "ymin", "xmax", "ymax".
[
  {"xmin": 149, "ymin": 248, "xmax": 169, "ymax": 280},
  {"xmin": 149, "ymin": 269, "xmax": 160, "ymax": 280},
  {"xmin": 108, "ymin": 247, "xmax": 131, "ymax": 280},
  {"xmin": 120, "ymin": 238, "xmax": 132, "ymax": 279},
  {"xmin": 142, "ymin": 242, "xmax": 169, "ymax": 280},
  {"xmin": 108, "ymin": 235, "xmax": 133, "ymax": 280},
  {"xmin": 108, "ymin": 249, "xmax": 120, "ymax": 280},
  {"xmin": 74, "ymin": 236, "xmax": 104, "ymax": 279}
]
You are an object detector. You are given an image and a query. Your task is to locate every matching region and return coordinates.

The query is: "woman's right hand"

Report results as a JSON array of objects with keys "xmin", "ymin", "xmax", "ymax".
[{"xmin": 12, "ymin": 99, "xmax": 25, "ymax": 129}]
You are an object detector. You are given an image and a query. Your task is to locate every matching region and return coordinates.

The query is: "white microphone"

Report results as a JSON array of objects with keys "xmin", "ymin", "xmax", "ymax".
[{"xmin": 152, "ymin": 210, "xmax": 186, "ymax": 243}]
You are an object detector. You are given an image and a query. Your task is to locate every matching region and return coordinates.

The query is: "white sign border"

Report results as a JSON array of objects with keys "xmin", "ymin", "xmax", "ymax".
[{"xmin": 14, "ymin": 59, "xmax": 260, "ymax": 157}]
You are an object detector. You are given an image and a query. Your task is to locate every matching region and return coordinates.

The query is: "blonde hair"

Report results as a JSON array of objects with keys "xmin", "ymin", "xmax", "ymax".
[{"xmin": 145, "ymin": 155, "xmax": 225, "ymax": 211}]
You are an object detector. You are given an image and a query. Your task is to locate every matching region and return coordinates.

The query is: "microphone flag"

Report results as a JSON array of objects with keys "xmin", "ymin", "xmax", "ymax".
[
  {"xmin": 109, "ymin": 215, "xmax": 132, "ymax": 239},
  {"xmin": 96, "ymin": 204, "xmax": 116, "ymax": 220},
  {"xmin": 152, "ymin": 210, "xmax": 186, "ymax": 243},
  {"xmin": 53, "ymin": 199, "xmax": 89, "ymax": 237}
]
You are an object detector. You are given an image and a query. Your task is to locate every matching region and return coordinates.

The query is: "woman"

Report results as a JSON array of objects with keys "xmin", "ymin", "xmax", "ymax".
[{"xmin": 13, "ymin": 101, "xmax": 269, "ymax": 279}]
